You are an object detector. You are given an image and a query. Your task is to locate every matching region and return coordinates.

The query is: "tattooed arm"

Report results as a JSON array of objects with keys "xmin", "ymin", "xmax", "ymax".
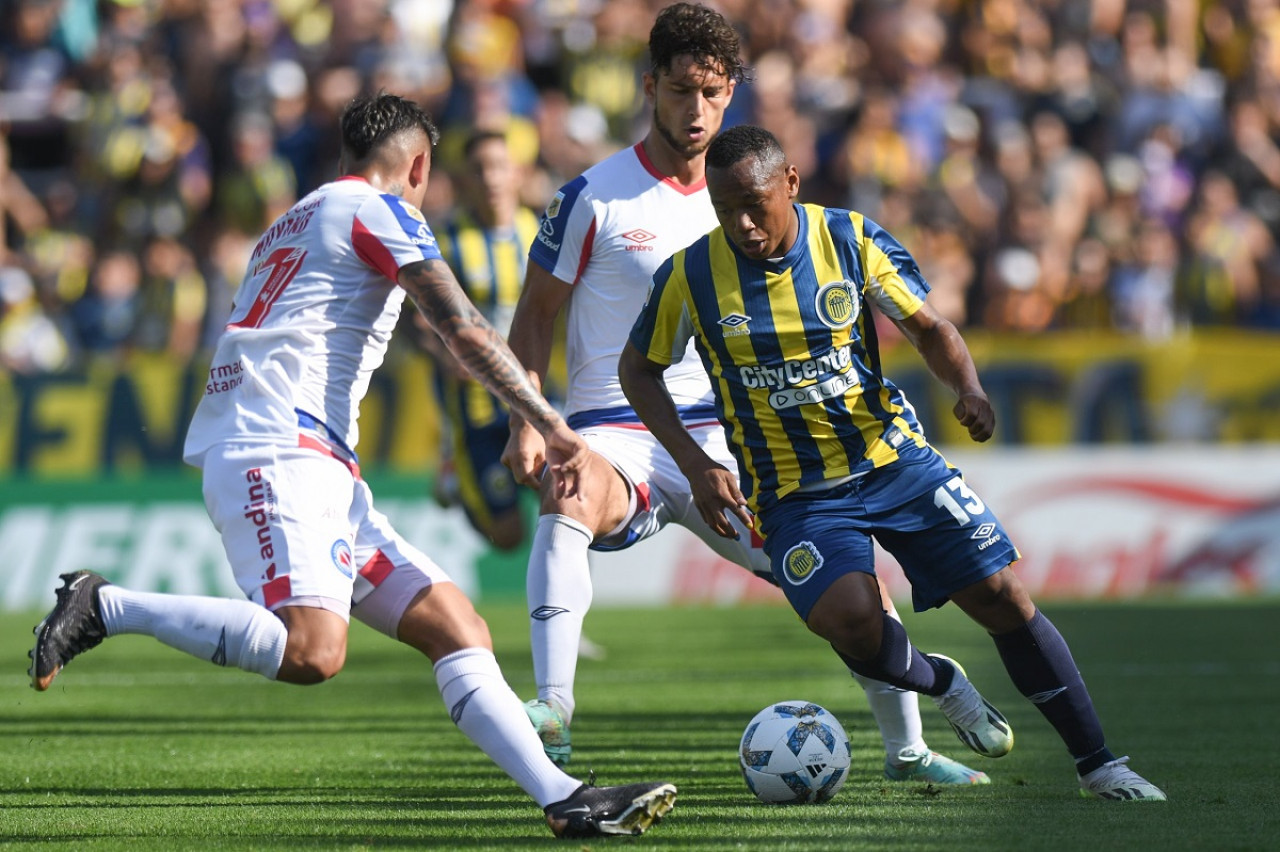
[{"xmin": 398, "ymin": 258, "xmax": 586, "ymax": 494}]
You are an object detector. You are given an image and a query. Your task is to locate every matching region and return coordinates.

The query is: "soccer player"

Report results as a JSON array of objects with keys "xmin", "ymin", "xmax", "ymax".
[
  {"xmin": 411, "ymin": 129, "xmax": 541, "ymax": 550},
  {"xmin": 620, "ymin": 124, "xmax": 1166, "ymax": 802},
  {"xmin": 28, "ymin": 92, "xmax": 676, "ymax": 839},
  {"xmin": 503, "ymin": 2, "xmax": 989, "ymax": 785}
]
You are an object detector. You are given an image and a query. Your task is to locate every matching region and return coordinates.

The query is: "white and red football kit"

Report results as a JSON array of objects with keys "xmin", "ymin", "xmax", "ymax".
[
  {"xmin": 185, "ymin": 177, "xmax": 451, "ymax": 624},
  {"xmin": 529, "ymin": 143, "xmax": 764, "ymax": 565}
]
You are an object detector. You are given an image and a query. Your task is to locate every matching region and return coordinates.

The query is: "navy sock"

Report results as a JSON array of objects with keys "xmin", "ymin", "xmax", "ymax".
[
  {"xmin": 992, "ymin": 610, "xmax": 1114, "ymax": 772},
  {"xmin": 833, "ymin": 612, "xmax": 952, "ymax": 697}
]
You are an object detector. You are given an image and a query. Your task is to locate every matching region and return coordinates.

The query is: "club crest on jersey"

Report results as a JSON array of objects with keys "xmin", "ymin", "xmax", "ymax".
[
  {"xmin": 398, "ymin": 199, "xmax": 426, "ymax": 223},
  {"xmin": 719, "ymin": 312, "xmax": 752, "ymax": 337},
  {"xmin": 331, "ymin": 540, "xmax": 354, "ymax": 578},
  {"xmin": 782, "ymin": 541, "xmax": 823, "ymax": 585},
  {"xmin": 545, "ymin": 192, "xmax": 563, "ymax": 221},
  {"xmin": 538, "ymin": 192, "xmax": 565, "ymax": 247},
  {"xmin": 815, "ymin": 280, "xmax": 859, "ymax": 329}
]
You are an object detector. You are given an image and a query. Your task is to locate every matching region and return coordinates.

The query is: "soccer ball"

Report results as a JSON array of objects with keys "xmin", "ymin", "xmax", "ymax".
[{"xmin": 739, "ymin": 700, "xmax": 851, "ymax": 804}]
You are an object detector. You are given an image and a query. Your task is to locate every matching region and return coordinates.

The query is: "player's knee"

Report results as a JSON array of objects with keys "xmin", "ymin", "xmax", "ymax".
[
  {"xmin": 484, "ymin": 515, "xmax": 525, "ymax": 551},
  {"xmin": 441, "ymin": 606, "xmax": 492, "ymax": 652},
  {"xmin": 398, "ymin": 587, "xmax": 493, "ymax": 660},
  {"xmin": 420, "ymin": 611, "xmax": 492, "ymax": 661},
  {"xmin": 537, "ymin": 454, "xmax": 627, "ymax": 530},
  {"xmin": 277, "ymin": 643, "xmax": 347, "ymax": 684},
  {"xmin": 803, "ymin": 573, "xmax": 884, "ymax": 658},
  {"xmin": 808, "ymin": 610, "xmax": 882, "ymax": 661},
  {"xmin": 537, "ymin": 477, "xmax": 584, "ymax": 515},
  {"xmin": 953, "ymin": 566, "xmax": 1035, "ymax": 632}
]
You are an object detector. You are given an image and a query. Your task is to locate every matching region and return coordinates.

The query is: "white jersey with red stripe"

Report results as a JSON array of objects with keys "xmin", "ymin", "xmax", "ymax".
[
  {"xmin": 529, "ymin": 143, "xmax": 718, "ymax": 430},
  {"xmin": 184, "ymin": 176, "xmax": 442, "ymax": 466}
]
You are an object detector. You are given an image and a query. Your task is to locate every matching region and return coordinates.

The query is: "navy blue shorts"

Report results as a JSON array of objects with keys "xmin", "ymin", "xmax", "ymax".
[
  {"xmin": 452, "ymin": 418, "xmax": 520, "ymax": 521},
  {"xmin": 436, "ymin": 375, "xmax": 520, "ymax": 524},
  {"xmin": 759, "ymin": 443, "xmax": 1020, "ymax": 619}
]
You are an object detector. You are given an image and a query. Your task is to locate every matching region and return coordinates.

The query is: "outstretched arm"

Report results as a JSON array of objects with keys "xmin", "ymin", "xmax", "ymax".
[
  {"xmin": 618, "ymin": 343, "xmax": 751, "ymax": 538},
  {"xmin": 892, "ymin": 300, "xmax": 994, "ymax": 442},
  {"xmin": 399, "ymin": 258, "xmax": 586, "ymax": 495}
]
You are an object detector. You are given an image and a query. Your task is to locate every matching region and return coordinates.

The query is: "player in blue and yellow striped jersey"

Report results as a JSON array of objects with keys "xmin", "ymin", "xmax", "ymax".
[
  {"xmin": 413, "ymin": 130, "xmax": 542, "ymax": 550},
  {"xmin": 621, "ymin": 125, "xmax": 1166, "ymax": 802}
]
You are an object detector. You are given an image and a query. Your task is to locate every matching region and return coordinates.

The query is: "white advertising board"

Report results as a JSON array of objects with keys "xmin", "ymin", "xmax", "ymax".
[{"xmin": 589, "ymin": 446, "xmax": 1280, "ymax": 607}]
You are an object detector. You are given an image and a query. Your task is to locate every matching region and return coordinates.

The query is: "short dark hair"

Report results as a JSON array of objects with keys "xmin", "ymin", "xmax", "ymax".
[
  {"xmin": 649, "ymin": 3, "xmax": 749, "ymax": 84},
  {"xmin": 340, "ymin": 92, "xmax": 440, "ymax": 165},
  {"xmin": 462, "ymin": 128, "xmax": 507, "ymax": 160},
  {"xmin": 706, "ymin": 125, "xmax": 784, "ymax": 171}
]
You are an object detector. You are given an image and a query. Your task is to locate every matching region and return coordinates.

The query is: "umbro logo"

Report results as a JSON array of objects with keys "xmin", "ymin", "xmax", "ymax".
[
  {"xmin": 719, "ymin": 313, "xmax": 751, "ymax": 337},
  {"xmin": 970, "ymin": 523, "xmax": 997, "ymax": 540},
  {"xmin": 1029, "ymin": 687, "xmax": 1068, "ymax": 704},
  {"xmin": 622, "ymin": 229, "xmax": 656, "ymax": 252},
  {"xmin": 211, "ymin": 628, "xmax": 227, "ymax": 666},
  {"xmin": 450, "ymin": 687, "xmax": 481, "ymax": 723}
]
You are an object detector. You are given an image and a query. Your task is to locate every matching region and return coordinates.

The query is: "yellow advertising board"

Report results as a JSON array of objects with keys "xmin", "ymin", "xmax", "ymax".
[{"xmin": 1, "ymin": 330, "xmax": 1278, "ymax": 476}]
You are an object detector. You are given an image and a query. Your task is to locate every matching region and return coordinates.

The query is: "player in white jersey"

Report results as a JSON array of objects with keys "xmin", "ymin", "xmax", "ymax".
[
  {"xmin": 502, "ymin": 2, "xmax": 989, "ymax": 786},
  {"xmin": 29, "ymin": 92, "xmax": 676, "ymax": 840}
]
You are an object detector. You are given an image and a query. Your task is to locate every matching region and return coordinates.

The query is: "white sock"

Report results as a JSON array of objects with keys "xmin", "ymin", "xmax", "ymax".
[
  {"xmin": 851, "ymin": 671, "xmax": 928, "ymax": 764},
  {"xmin": 527, "ymin": 514, "xmax": 593, "ymax": 721},
  {"xmin": 434, "ymin": 647, "xmax": 581, "ymax": 807},
  {"xmin": 852, "ymin": 607, "xmax": 927, "ymax": 764},
  {"xmin": 98, "ymin": 586, "xmax": 287, "ymax": 680}
]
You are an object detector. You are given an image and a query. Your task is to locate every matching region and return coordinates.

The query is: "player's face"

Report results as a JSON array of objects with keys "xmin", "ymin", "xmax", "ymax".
[
  {"xmin": 464, "ymin": 137, "xmax": 517, "ymax": 222},
  {"xmin": 646, "ymin": 56, "xmax": 735, "ymax": 160},
  {"xmin": 707, "ymin": 156, "xmax": 800, "ymax": 260}
]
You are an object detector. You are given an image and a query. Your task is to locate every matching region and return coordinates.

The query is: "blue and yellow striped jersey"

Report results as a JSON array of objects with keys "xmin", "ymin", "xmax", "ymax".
[
  {"xmin": 629, "ymin": 203, "xmax": 932, "ymax": 512},
  {"xmin": 438, "ymin": 206, "xmax": 541, "ymax": 336},
  {"xmin": 434, "ymin": 206, "xmax": 541, "ymax": 428}
]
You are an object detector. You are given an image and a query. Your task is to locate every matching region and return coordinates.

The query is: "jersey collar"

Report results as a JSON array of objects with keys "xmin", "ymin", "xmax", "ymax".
[{"xmin": 632, "ymin": 143, "xmax": 706, "ymax": 196}]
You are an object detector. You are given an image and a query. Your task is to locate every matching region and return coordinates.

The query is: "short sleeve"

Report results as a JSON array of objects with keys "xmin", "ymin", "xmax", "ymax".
[
  {"xmin": 351, "ymin": 193, "xmax": 445, "ymax": 282},
  {"xmin": 528, "ymin": 174, "xmax": 596, "ymax": 285},
  {"xmin": 859, "ymin": 216, "xmax": 929, "ymax": 320}
]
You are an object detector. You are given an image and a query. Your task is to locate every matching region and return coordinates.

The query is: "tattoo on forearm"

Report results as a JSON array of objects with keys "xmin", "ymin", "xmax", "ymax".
[{"xmin": 401, "ymin": 259, "xmax": 559, "ymax": 429}]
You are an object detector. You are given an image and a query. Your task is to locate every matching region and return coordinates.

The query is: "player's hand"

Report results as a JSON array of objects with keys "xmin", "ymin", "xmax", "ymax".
[
  {"xmin": 502, "ymin": 419, "xmax": 547, "ymax": 488},
  {"xmin": 953, "ymin": 392, "xmax": 995, "ymax": 442},
  {"xmin": 541, "ymin": 423, "xmax": 589, "ymax": 499},
  {"xmin": 689, "ymin": 462, "xmax": 754, "ymax": 540}
]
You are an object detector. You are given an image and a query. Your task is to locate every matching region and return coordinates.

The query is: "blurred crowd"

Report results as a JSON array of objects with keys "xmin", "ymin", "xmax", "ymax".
[{"xmin": 4, "ymin": 0, "xmax": 1280, "ymax": 376}]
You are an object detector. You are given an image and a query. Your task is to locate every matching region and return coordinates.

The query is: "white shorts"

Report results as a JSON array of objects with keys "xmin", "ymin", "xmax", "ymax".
[
  {"xmin": 579, "ymin": 421, "xmax": 771, "ymax": 579},
  {"xmin": 199, "ymin": 441, "xmax": 451, "ymax": 637}
]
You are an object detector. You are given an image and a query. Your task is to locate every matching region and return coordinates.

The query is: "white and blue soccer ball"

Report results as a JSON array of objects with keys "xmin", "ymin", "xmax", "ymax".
[{"xmin": 739, "ymin": 700, "xmax": 851, "ymax": 804}]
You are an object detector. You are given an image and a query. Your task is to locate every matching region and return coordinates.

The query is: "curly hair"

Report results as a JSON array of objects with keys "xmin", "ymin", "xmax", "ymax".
[
  {"xmin": 649, "ymin": 3, "xmax": 750, "ymax": 84},
  {"xmin": 340, "ymin": 92, "xmax": 441, "ymax": 165}
]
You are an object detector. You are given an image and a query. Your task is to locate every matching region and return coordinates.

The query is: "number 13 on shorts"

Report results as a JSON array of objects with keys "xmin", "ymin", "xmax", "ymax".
[{"xmin": 933, "ymin": 476, "xmax": 986, "ymax": 525}]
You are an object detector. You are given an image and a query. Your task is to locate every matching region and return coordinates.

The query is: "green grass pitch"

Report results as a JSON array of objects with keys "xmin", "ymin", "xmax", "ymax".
[{"xmin": 2, "ymin": 598, "xmax": 1277, "ymax": 850}]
